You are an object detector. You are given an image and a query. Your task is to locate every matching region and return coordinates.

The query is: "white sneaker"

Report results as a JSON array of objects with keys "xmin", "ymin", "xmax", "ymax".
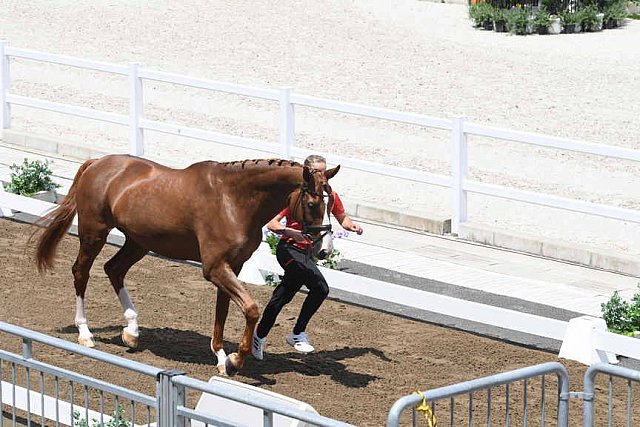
[
  {"xmin": 252, "ymin": 330, "xmax": 266, "ymax": 361},
  {"xmin": 286, "ymin": 332, "xmax": 315, "ymax": 353}
]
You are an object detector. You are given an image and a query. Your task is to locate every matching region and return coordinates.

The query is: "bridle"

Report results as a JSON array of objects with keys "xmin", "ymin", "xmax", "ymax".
[{"xmin": 294, "ymin": 172, "xmax": 334, "ymax": 251}]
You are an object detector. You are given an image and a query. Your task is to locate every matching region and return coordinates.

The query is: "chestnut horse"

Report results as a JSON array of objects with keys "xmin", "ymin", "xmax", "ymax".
[{"xmin": 35, "ymin": 155, "xmax": 339, "ymax": 375}]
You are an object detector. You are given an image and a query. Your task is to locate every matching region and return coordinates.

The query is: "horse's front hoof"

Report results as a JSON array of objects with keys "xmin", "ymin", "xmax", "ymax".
[
  {"xmin": 78, "ymin": 337, "xmax": 95, "ymax": 348},
  {"xmin": 223, "ymin": 353, "xmax": 241, "ymax": 376},
  {"xmin": 122, "ymin": 329, "xmax": 139, "ymax": 348}
]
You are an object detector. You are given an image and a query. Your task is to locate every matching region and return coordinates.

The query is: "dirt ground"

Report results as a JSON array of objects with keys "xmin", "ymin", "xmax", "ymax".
[{"xmin": 0, "ymin": 218, "xmax": 636, "ymax": 426}]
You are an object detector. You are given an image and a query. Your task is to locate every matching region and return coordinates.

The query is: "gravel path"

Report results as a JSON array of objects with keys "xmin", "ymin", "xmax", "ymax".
[{"xmin": 1, "ymin": 0, "xmax": 639, "ymax": 257}]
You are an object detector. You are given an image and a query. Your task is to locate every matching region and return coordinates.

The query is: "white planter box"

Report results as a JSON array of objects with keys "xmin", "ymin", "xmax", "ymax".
[
  {"xmin": 548, "ymin": 16, "xmax": 562, "ymax": 34},
  {"xmin": 595, "ymin": 13, "xmax": 605, "ymax": 31}
]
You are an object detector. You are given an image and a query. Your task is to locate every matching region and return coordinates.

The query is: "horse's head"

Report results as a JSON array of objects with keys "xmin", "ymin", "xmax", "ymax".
[{"xmin": 289, "ymin": 163, "xmax": 340, "ymax": 259}]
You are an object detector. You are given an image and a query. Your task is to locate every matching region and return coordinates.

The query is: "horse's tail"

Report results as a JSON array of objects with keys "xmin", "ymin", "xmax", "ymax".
[{"xmin": 35, "ymin": 159, "xmax": 95, "ymax": 273}]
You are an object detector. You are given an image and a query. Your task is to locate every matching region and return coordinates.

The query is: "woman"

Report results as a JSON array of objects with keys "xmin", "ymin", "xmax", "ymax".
[{"xmin": 252, "ymin": 155, "xmax": 363, "ymax": 360}]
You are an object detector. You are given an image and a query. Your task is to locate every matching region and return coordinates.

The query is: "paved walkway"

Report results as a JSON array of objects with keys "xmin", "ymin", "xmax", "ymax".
[{"xmin": 1, "ymin": 142, "xmax": 637, "ymax": 321}]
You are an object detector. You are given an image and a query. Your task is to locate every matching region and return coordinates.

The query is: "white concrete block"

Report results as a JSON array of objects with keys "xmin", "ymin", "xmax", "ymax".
[{"xmin": 559, "ymin": 315, "xmax": 618, "ymax": 366}]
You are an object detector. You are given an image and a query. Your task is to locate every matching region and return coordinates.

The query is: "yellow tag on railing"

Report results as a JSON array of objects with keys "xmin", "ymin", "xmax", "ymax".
[{"xmin": 413, "ymin": 391, "xmax": 437, "ymax": 427}]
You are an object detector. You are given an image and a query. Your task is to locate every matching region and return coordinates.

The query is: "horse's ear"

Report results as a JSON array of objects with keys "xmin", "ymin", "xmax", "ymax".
[
  {"xmin": 325, "ymin": 165, "xmax": 340, "ymax": 180},
  {"xmin": 303, "ymin": 166, "xmax": 313, "ymax": 183}
]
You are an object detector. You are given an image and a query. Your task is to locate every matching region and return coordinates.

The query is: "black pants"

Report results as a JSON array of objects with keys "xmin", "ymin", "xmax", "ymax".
[{"xmin": 256, "ymin": 241, "xmax": 329, "ymax": 338}]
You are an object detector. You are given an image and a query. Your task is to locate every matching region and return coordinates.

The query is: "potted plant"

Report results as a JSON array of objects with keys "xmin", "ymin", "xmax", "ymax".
[
  {"xmin": 469, "ymin": 3, "xmax": 483, "ymax": 27},
  {"xmin": 601, "ymin": 286, "xmax": 640, "ymax": 336},
  {"xmin": 482, "ymin": 3, "xmax": 497, "ymax": 29},
  {"xmin": 493, "ymin": 7, "xmax": 509, "ymax": 32},
  {"xmin": 560, "ymin": 10, "xmax": 581, "ymax": 32},
  {"xmin": 579, "ymin": 5, "xmax": 600, "ymax": 31},
  {"xmin": 469, "ymin": 2, "xmax": 495, "ymax": 29},
  {"xmin": 603, "ymin": 3, "xmax": 617, "ymax": 27},
  {"xmin": 548, "ymin": 14, "xmax": 563, "ymax": 33},
  {"xmin": 533, "ymin": 9, "xmax": 552, "ymax": 33},
  {"xmin": 507, "ymin": 8, "xmax": 530, "ymax": 34},
  {"xmin": 3, "ymin": 158, "xmax": 61, "ymax": 203},
  {"xmin": 608, "ymin": 0, "xmax": 629, "ymax": 26}
]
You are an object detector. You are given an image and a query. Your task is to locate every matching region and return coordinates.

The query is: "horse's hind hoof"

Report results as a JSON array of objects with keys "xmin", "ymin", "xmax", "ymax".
[
  {"xmin": 224, "ymin": 354, "xmax": 240, "ymax": 376},
  {"xmin": 122, "ymin": 329, "xmax": 139, "ymax": 348},
  {"xmin": 78, "ymin": 337, "xmax": 95, "ymax": 348}
]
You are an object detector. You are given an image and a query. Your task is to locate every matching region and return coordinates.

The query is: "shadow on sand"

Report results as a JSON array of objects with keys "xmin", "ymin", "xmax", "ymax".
[{"xmin": 56, "ymin": 325, "xmax": 390, "ymax": 388}]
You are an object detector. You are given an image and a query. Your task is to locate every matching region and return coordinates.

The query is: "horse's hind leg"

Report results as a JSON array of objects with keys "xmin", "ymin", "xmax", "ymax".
[
  {"xmin": 211, "ymin": 290, "xmax": 231, "ymax": 373},
  {"xmin": 73, "ymin": 226, "xmax": 109, "ymax": 348},
  {"xmin": 104, "ymin": 237, "xmax": 148, "ymax": 348}
]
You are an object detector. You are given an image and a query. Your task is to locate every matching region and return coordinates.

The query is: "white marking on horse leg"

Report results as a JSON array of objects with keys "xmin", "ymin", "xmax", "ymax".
[
  {"xmin": 216, "ymin": 349, "xmax": 227, "ymax": 368},
  {"xmin": 118, "ymin": 288, "xmax": 139, "ymax": 337},
  {"xmin": 75, "ymin": 296, "xmax": 93, "ymax": 338},
  {"xmin": 75, "ymin": 296, "xmax": 94, "ymax": 347}
]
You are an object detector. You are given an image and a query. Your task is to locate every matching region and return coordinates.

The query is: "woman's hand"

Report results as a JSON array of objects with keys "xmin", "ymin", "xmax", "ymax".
[
  {"xmin": 284, "ymin": 228, "xmax": 311, "ymax": 243},
  {"xmin": 347, "ymin": 223, "xmax": 363, "ymax": 235}
]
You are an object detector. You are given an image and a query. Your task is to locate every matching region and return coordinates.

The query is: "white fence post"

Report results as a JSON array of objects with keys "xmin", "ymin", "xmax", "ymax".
[
  {"xmin": 0, "ymin": 40, "xmax": 11, "ymax": 130},
  {"xmin": 129, "ymin": 62, "xmax": 144, "ymax": 156},
  {"xmin": 279, "ymin": 87, "xmax": 294, "ymax": 160},
  {"xmin": 451, "ymin": 116, "xmax": 468, "ymax": 235}
]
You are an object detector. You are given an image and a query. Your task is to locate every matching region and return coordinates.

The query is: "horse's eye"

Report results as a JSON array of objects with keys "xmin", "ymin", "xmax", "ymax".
[{"xmin": 307, "ymin": 202, "xmax": 315, "ymax": 208}]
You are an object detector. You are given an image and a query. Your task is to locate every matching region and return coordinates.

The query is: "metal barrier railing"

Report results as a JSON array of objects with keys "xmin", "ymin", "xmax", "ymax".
[
  {"xmin": 0, "ymin": 321, "xmax": 355, "ymax": 427},
  {"xmin": 387, "ymin": 362, "xmax": 570, "ymax": 427},
  {"xmin": 6, "ymin": 320, "xmax": 640, "ymax": 427},
  {"xmin": 172, "ymin": 375, "xmax": 355, "ymax": 427},
  {"xmin": 583, "ymin": 363, "xmax": 640, "ymax": 427},
  {"xmin": 0, "ymin": 321, "xmax": 160, "ymax": 427}
]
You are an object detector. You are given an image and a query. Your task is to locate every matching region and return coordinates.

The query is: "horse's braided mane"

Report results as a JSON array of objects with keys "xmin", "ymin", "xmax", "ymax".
[{"xmin": 219, "ymin": 159, "xmax": 302, "ymax": 169}]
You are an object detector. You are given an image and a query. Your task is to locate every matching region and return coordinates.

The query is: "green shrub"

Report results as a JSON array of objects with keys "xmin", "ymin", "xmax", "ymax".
[
  {"xmin": 601, "ymin": 286, "xmax": 640, "ymax": 335},
  {"xmin": 264, "ymin": 231, "xmax": 280, "ymax": 255},
  {"xmin": 73, "ymin": 405, "xmax": 131, "ymax": 427},
  {"xmin": 469, "ymin": 3, "xmax": 495, "ymax": 26},
  {"xmin": 316, "ymin": 249, "xmax": 343, "ymax": 270},
  {"xmin": 604, "ymin": 0, "xmax": 628, "ymax": 21},
  {"xmin": 559, "ymin": 10, "xmax": 581, "ymax": 25},
  {"xmin": 533, "ymin": 9, "xmax": 552, "ymax": 28},
  {"xmin": 4, "ymin": 158, "xmax": 60, "ymax": 196},
  {"xmin": 507, "ymin": 8, "xmax": 531, "ymax": 34},
  {"xmin": 579, "ymin": 5, "xmax": 600, "ymax": 30},
  {"xmin": 493, "ymin": 7, "xmax": 509, "ymax": 24}
]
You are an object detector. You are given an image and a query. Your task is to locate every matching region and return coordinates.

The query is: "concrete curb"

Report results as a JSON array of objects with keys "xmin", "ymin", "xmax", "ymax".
[
  {"xmin": 342, "ymin": 200, "xmax": 451, "ymax": 235},
  {"xmin": 3, "ymin": 129, "xmax": 638, "ymax": 277},
  {"xmin": 2, "ymin": 130, "xmax": 121, "ymax": 161},
  {"xmin": 458, "ymin": 223, "xmax": 640, "ymax": 277}
]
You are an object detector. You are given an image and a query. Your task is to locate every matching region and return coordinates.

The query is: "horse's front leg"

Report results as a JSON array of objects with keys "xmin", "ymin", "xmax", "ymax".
[
  {"xmin": 203, "ymin": 262, "xmax": 259, "ymax": 376},
  {"xmin": 211, "ymin": 290, "xmax": 230, "ymax": 374}
]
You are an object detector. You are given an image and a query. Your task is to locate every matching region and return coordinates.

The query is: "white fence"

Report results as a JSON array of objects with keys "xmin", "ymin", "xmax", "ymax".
[{"xmin": 2, "ymin": 42, "xmax": 640, "ymax": 235}]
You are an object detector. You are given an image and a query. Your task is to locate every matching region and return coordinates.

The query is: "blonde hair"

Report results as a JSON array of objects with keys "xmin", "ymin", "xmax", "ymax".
[{"xmin": 304, "ymin": 155, "xmax": 326, "ymax": 168}]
